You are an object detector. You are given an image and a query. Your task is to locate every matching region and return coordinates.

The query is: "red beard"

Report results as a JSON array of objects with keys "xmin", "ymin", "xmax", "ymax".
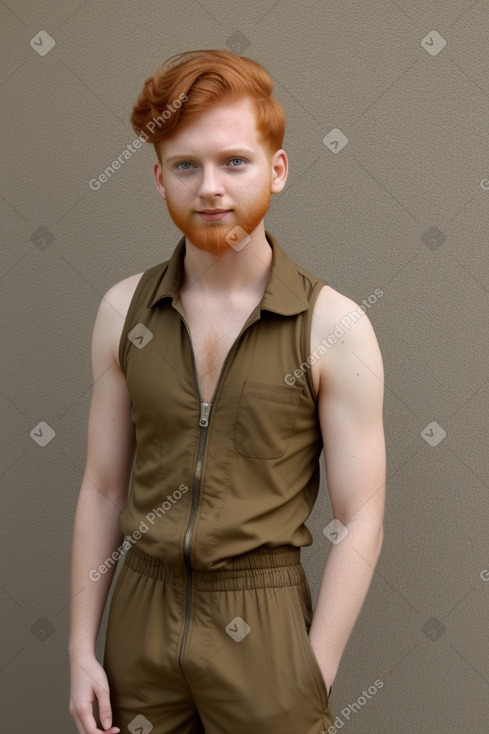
[{"xmin": 164, "ymin": 185, "xmax": 272, "ymax": 254}]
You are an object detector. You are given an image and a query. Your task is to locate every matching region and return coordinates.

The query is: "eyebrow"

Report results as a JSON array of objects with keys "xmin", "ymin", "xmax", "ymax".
[{"xmin": 164, "ymin": 147, "xmax": 255, "ymax": 163}]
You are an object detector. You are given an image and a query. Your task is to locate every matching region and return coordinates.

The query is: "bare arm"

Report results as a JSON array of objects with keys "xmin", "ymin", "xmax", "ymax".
[
  {"xmin": 309, "ymin": 289, "xmax": 386, "ymax": 693},
  {"xmin": 69, "ymin": 281, "xmax": 138, "ymax": 734}
]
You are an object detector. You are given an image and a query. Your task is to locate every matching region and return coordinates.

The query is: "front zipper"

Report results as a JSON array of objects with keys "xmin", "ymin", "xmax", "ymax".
[{"xmin": 177, "ymin": 315, "xmax": 246, "ymax": 671}]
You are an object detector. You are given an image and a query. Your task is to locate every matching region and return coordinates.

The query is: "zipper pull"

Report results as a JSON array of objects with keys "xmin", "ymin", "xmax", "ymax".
[{"xmin": 199, "ymin": 402, "xmax": 211, "ymax": 427}]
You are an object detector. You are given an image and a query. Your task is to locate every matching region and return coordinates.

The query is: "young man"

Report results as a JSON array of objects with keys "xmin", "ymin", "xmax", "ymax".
[{"xmin": 69, "ymin": 49, "xmax": 385, "ymax": 734}]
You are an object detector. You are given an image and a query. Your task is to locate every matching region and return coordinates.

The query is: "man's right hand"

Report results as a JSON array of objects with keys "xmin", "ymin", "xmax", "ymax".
[{"xmin": 69, "ymin": 654, "xmax": 120, "ymax": 734}]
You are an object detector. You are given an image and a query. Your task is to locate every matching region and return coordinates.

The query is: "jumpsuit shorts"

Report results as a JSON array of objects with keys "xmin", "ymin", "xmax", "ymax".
[{"xmin": 104, "ymin": 544, "xmax": 335, "ymax": 734}]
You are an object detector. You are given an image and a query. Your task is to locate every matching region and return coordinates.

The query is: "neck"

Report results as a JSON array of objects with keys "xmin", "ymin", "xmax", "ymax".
[{"xmin": 180, "ymin": 226, "xmax": 273, "ymax": 298}]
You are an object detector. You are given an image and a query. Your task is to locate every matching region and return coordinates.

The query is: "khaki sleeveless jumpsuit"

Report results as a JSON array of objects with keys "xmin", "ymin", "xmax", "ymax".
[{"xmin": 103, "ymin": 231, "xmax": 335, "ymax": 733}]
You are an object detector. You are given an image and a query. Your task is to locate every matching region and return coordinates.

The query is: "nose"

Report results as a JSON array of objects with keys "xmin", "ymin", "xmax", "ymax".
[{"xmin": 197, "ymin": 163, "xmax": 225, "ymax": 199}]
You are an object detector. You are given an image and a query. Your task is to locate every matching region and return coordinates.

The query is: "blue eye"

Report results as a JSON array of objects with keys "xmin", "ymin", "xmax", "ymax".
[
  {"xmin": 175, "ymin": 157, "xmax": 246, "ymax": 170},
  {"xmin": 176, "ymin": 161, "xmax": 194, "ymax": 170}
]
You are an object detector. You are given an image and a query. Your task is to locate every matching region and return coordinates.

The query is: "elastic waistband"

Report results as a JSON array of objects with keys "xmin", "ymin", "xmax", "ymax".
[{"xmin": 124, "ymin": 545, "xmax": 305, "ymax": 591}]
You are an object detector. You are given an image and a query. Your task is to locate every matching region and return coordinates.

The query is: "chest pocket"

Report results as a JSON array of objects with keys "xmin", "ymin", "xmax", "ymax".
[{"xmin": 233, "ymin": 379, "xmax": 303, "ymax": 459}]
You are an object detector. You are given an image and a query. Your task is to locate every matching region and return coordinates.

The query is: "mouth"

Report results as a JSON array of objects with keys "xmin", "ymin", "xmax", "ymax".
[{"xmin": 196, "ymin": 209, "xmax": 232, "ymax": 220}]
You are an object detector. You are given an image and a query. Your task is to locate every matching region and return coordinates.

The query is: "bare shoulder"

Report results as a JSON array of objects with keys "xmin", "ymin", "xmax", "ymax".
[
  {"xmin": 98, "ymin": 272, "xmax": 145, "ymax": 368},
  {"xmin": 313, "ymin": 283, "xmax": 360, "ymax": 321},
  {"xmin": 310, "ymin": 284, "xmax": 384, "ymax": 392},
  {"xmin": 312, "ymin": 284, "xmax": 382, "ymax": 345},
  {"xmin": 104, "ymin": 272, "xmax": 145, "ymax": 318}
]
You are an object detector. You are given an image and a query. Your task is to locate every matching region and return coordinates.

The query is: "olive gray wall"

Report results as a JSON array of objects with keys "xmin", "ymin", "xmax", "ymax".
[{"xmin": 1, "ymin": 1, "xmax": 488, "ymax": 731}]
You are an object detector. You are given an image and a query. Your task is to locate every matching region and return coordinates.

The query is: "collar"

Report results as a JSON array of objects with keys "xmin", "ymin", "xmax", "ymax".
[{"xmin": 147, "ymin": 230, "xmax": 309, "ymax": 316}]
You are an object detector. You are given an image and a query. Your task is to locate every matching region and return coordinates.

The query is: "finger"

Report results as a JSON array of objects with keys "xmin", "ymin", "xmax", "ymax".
[
  {"xmin": 77, "ymin": 703, "xmax": 104, "ymax": 734},
  {"xmin": 97, "ymin": 692, "xmax": 116, "ymax": 732},
  {"xmin": 76, "ymin": 709, "xmax": 120, "ymax": 734},
  {"xmin": 71, "ymin": 712, "xmax": 86, "ymax": 734},
  {"xmin": 94, "ymin": 686, "xmax": 120, "ymax": 733}
]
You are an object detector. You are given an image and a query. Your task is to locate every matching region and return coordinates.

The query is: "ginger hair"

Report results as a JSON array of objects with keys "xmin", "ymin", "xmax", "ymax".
[{"xmin": 130, "ymin": 49, "xmax": 285, "ymax": 162}]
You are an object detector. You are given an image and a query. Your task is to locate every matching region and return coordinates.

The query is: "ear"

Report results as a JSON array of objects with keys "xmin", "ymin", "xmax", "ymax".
[
  {"xmin": 153, "ymin": 160, "xmax": 167, "ymax": 200},
  {"xmin": 270, "ymin": 149, "xmax": 288, "ymax": 194}
]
